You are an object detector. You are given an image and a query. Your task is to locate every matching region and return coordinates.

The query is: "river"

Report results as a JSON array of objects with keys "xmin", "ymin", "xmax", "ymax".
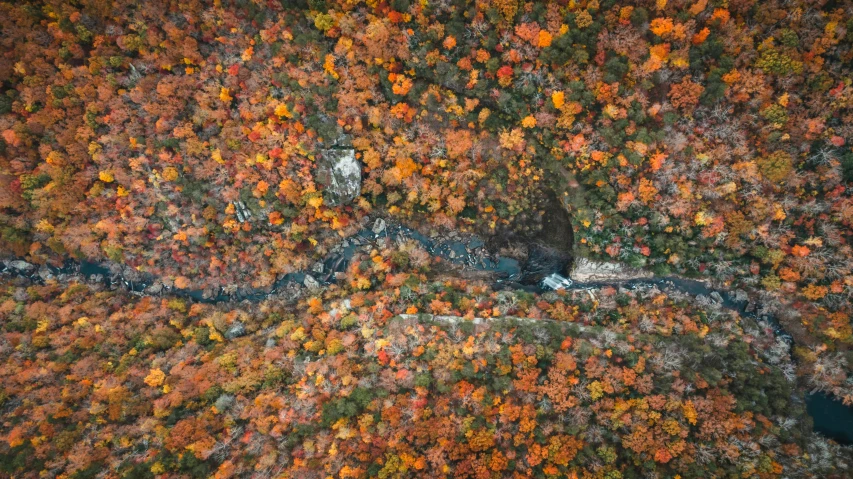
[{"xmin": 2, "ymin": 219, "xmax": 852, "ymax": 443}]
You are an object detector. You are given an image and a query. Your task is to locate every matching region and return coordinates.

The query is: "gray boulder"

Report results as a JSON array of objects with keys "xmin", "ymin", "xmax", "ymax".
[
  {"xmin": 372, "ymin": 218, "xmax": 386, "ymax": 235},
  {"xmin": 225, "ymin": 321, "xmax": 246, "ymax": 340},
  {"xmin": 8, "ymin": 260, "xmax": 35, "ymax": 272},
  {"xmin": 38, "ymin": 266, "xmax": 54, "ymax": 281},
  {"xmin": 303, "ymin": 274, "xmax": 320, "ymax": 291}
]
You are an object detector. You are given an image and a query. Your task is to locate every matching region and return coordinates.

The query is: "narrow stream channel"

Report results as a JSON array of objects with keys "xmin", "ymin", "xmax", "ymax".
[{"xmin": 3, "ymin": 219, "xmax": 852, "ymax": 444}]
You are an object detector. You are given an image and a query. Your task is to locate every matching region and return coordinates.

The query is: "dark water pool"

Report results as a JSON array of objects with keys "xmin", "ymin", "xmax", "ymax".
[{"xmin": 806, "ymin": 393, "xmax": 853, "ymax": 444}]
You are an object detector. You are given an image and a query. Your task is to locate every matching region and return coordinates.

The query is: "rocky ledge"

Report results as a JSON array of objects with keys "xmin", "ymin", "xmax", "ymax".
[{"xmin": 569, "ymin": 257, "xmax": 653, "ymax": 283}]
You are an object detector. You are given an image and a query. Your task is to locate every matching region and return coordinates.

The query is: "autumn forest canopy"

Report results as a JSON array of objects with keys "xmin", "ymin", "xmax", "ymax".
[{"xmin": 1, "ymin": 0, "xmax": 853, "ymax": 477}]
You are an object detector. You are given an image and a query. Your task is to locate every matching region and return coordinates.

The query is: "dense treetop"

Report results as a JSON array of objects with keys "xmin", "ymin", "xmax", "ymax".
[
  {"xmin": 2, "ymin": 0, "xmax": 852, "ymax": 299},
  {"xmin": 2, "ymin": 0, "xmax": 853, "ymax": 476},
  {"xmin": 2, "ymin": 277, "xmax": 847, "ymax": 478}
]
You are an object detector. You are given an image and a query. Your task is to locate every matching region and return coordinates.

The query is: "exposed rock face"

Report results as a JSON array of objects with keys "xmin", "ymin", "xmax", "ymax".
[
  {"xmin": 317, "ymin": 147, "xmax": 360, "ymax": 206},
  {"xmin": 569, "ymin": 257, "xmax": 652, "ymax": 283}
]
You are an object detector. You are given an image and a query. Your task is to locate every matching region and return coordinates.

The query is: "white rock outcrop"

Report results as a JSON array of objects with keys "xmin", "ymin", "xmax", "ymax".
[
  {"xmin": 317, "ymin": 148, "xmax": 360, "ymax": 206},
  {"xmin": 569, "ymin": 257, "xmax": 652, "ymax": 283}
]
